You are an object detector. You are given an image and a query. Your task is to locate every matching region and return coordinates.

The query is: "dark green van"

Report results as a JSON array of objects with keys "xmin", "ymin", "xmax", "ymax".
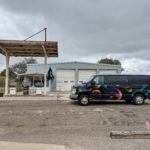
[{"xmin": 70, "ymin": 75, "xmax": 150, "ymax": 106}]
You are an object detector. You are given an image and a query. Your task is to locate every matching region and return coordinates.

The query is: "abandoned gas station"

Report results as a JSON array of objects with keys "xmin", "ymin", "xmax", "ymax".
[
  {"xmin": 0, "ymin": 27, "xmax": 123, "ymax": 96},
  {"xmin": 0, "ymin": 40, "xmax": 122, "ymax": 96},
  {"xmin": 0, "ymin": 40, "xmax": 58, "ymax": 96}
]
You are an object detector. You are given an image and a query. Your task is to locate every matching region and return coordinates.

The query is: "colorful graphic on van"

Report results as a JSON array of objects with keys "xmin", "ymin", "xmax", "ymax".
[
  {"xmin": 70, "ymin": 75, "xmax": 150, "ymax": 105},
  {"xmin": 90, "ymin": 84, "xmax": 150, "ymax": 100},
  {"xmin": 91, "ymin": 88, "xmax": 102, "ymax": 94},
  {"xmin": 109, "ymin": 89, "xmax": 123, "ymax": 100}
]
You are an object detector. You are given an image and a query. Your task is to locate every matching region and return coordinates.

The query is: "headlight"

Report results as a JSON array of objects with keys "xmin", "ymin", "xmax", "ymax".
[{"xmin": 72, "ymin": 88, "xmax": 76, "ymax": 94}]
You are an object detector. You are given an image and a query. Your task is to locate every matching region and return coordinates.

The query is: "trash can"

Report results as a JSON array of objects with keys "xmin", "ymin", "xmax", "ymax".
[
  {"xmin": 36, "ymin": 87, "xmax": 42, "ymax": 95},
  {"xmin": 0, "ymin": 93, "xmax": 3, "ymax": 97},
  {"xmin": 9, "ymin": 82, "xmax": 17, "ymax": 95},
  {"xmin": 10, "ymin": 87, "xmax": 16, "ymax": 95}
]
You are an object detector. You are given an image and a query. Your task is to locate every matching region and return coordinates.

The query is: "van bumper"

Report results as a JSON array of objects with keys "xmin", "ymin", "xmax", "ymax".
[
  {"xmin": 146, "ymin": 94, "xmax": 150, "ymax": 100},
  {"xmin": 70, "ymin": 94, "xmax": 78, "ymax": 100}
]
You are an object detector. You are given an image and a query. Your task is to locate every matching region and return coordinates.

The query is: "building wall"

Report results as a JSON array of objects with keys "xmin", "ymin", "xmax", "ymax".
[
  {"xmin": 27, "ymin": 62, "xmax": 122, "ymax": 92},
  {"xmin": 27, "ymin": 64, "xmax": 50, "ymax": 74}
]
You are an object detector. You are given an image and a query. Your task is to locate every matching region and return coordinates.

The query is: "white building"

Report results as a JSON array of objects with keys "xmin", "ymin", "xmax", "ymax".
[{"xmin": 26, "ymin": 61, "xmax": 123, "ymax": 92}]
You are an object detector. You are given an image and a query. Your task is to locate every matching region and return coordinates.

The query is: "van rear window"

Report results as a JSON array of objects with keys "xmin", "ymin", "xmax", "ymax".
[{"xmin": 127, "ymin": 75, "xmax": 149, "ymax": 84}]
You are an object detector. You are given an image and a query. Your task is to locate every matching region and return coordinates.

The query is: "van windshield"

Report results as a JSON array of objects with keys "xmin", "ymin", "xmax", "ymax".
[{"xmin": 84, "ymin": 75, "xmax": 95, "ymax": 83}]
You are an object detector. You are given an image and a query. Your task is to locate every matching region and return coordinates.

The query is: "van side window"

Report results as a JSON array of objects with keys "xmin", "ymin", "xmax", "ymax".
[
  {"xmin": 105, "ymin": 75, "xmax": 127, "ymax": 84},
  {"xmin": 127, "ymin": 75, "xmax": 149, "ymax": 84},
  {"xmin": 93, "ymin": 76, "xmax": 104, "ymax": 85}
]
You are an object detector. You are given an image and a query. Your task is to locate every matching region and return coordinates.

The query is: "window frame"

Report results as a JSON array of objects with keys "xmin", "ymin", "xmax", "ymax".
[{"xmin": 92, "ymin": 75, "xmax": 104, "ymax": 85}]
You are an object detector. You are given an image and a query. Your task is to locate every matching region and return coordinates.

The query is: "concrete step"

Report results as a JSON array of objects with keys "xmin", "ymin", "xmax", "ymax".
[
  {"xmin": 0, "ymin": 93, "xmax": 70, "ymax": 101},
  {"xmin": 0, "ymin": 141, "xmax": 67, "ymax": 150}
]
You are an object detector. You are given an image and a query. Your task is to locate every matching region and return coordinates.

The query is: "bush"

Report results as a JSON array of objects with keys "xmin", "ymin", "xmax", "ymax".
[
  {"xmin": 16, "ymin": 82, "xmax": 23, "ymax": 92},
  {"xmin": 0, "ymin": 76, "xmax": 24, "ymax": 93},
  {"xmin": 0, "ymin": 76, "xmax": 5, "ymax": 88}
]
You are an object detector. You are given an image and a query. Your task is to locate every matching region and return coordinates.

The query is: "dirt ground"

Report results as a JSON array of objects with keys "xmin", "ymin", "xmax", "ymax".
[{"xmin": 0, "ymin": 100, "xmax": 150, "ymax": 150}]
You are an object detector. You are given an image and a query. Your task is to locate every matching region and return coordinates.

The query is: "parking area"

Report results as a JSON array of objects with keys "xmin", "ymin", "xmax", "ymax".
[{"xmin": 0, "ymin": 100, "xmax": 149, "ymax": 150}]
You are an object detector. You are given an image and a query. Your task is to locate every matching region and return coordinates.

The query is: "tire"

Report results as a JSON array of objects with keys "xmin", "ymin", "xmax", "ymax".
[
  {"xmin": 79, "ymin": 94, "xmax": 90, "ymax": 106},
  {"xmin": 133, "ymin": 94, "xmax": 145, "ymax": 105}
]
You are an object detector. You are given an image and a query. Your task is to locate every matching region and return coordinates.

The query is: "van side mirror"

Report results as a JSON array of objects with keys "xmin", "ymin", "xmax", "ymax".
[{"xmin": 91, "ymin": 81, "xmax": 96, "ymax": 86}]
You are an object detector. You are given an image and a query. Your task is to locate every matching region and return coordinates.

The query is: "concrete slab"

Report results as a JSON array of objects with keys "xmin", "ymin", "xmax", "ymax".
[
  {"xmin": 0, "ymin": 92, "xmax": 70, "ymax": 101},
  {"xmin": 0, "ymin": 141, "xmax": 67, "ymax": 150},
  {"xmin": 0, "ymin": 96, "xmax": 57, "ymax": 101},
  {"xmin": 110, "ymin": 131, "xmax": 150, "ymax": 139}
]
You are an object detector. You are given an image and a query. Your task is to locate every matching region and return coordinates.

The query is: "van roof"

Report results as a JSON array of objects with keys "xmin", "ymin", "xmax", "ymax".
[{"xmin": 95, "ymin": 74, "xmax": 150, "ymax": 76}]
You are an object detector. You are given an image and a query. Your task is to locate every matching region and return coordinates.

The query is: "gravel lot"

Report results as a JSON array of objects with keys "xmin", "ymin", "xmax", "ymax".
[{"xmin": 0, "ymin": 100, "xmax": 150, "ymax": 150}]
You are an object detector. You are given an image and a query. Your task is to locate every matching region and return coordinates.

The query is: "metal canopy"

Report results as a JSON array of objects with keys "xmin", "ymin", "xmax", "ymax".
[
  {"xmin": 0, "ymin": 40, "xmax": 58, "ymax": 57},
  {"xmin": 0, "ymin": 39, "xmax": 58, "ymax": 96}
]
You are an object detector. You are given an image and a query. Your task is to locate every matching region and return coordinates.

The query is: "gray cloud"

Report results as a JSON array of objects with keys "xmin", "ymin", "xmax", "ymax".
[{"xmin": 0, "ymin": 0, "xmax": 150, "ymax": 73}]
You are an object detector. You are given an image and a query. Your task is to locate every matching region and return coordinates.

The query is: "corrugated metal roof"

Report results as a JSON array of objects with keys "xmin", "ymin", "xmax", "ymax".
[
  {"xmin": 28, "ymin": 61, "xmax": 121, "ymax": 67},
  {"xmin": 0, "ymin": 40, "xmax": 58, "ymax": 57}
]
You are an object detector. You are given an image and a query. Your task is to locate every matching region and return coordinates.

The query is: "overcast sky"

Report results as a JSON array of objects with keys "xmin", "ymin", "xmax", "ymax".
[{"xmin": 0, "ymin": 0, "xmax": 150, "ymax": 74}]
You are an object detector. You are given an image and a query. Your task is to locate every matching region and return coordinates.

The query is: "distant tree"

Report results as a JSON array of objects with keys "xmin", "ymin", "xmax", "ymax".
[
  {"xmin": 0, "ymin": 68, "xmax": 17, "ymax": 78},
  {"xmin": 0, "ymin": 58, "xmax": 37, "ymax": 76},
  {"xmin": 0, "ymin": 76, "xmax": 5, "ymax": 88},
  {"xmin": 98, "ymin": 58, "xmax": 121, "ymax": 65}
]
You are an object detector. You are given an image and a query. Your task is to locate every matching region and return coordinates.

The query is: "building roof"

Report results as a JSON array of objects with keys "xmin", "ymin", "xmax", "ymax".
[
  {"xmin": 28, "ymin": 61, "xmax": 122, "ymax": 68},
  {"xmin": 49, "ymin": 61, "xmax": 121, "ymax": 67},
  {"xmin": 0, "ymin": 40, "xmax": 58, "ymax": 57}
]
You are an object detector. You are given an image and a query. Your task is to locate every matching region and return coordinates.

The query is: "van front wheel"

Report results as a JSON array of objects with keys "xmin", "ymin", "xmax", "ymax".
[
  {"xmin": 79, "ymin": 94, "xmax": 90, "ymax": 106},
  {"xmin": 133, "ymin": 94, "xmax": 145, "ymax": 105}
]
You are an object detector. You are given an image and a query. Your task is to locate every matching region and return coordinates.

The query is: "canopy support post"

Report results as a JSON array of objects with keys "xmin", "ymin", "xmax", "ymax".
[
  {"xmin": 44, "ymin": 73, "xmax": 47, "ymax": 95},
  {"xmin": 5, "ymin": 53, "xmax": 9, "ymax": 95},
  {"xmin": 44, "ymin": 56, "xmax": 47, "ymax": 65},
  {"xmin": 0, "ymin": 46, "xmax": 10, "ymax": 96},
  {"xmin": 41, "ymin": 45, "xmax": 47, "ymax": 64}
]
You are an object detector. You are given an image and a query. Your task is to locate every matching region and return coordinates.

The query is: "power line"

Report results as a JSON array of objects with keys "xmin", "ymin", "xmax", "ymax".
[{"xmin": 24, "ymin": 28, "xmax": 47, "ymax": 41}]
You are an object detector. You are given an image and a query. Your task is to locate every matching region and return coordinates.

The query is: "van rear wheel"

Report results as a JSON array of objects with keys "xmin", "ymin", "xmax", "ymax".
[
  {"xmin": 79, "ymin": 94, "xmax": 89, "ymax": 106},
  {"xmin": 133, "ymin": 94, "xmax": 145, "ymax": 105}
]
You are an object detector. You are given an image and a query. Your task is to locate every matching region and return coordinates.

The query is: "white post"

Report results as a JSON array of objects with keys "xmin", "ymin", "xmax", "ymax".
[
  {"xmin": 49, "ymin": 80, "xmax": 51, "ymax": 91},
  {"xmin": 42, "ymin": 45, "xmax": 47, "ymax": 65},
  {"xmin": 44, "ymin": 73, "xmax": 47, "ymax": 95},
  {"xmin": 44, "ymin": 56, "xmax": 47, "ymax": 64},
  {"xmin": 33, "ymin": 76, "xmax": 34, "ymax": 87},
  {"xmin": 5, "ymin": 53, "xmax": 9, "ymax": 95}
]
